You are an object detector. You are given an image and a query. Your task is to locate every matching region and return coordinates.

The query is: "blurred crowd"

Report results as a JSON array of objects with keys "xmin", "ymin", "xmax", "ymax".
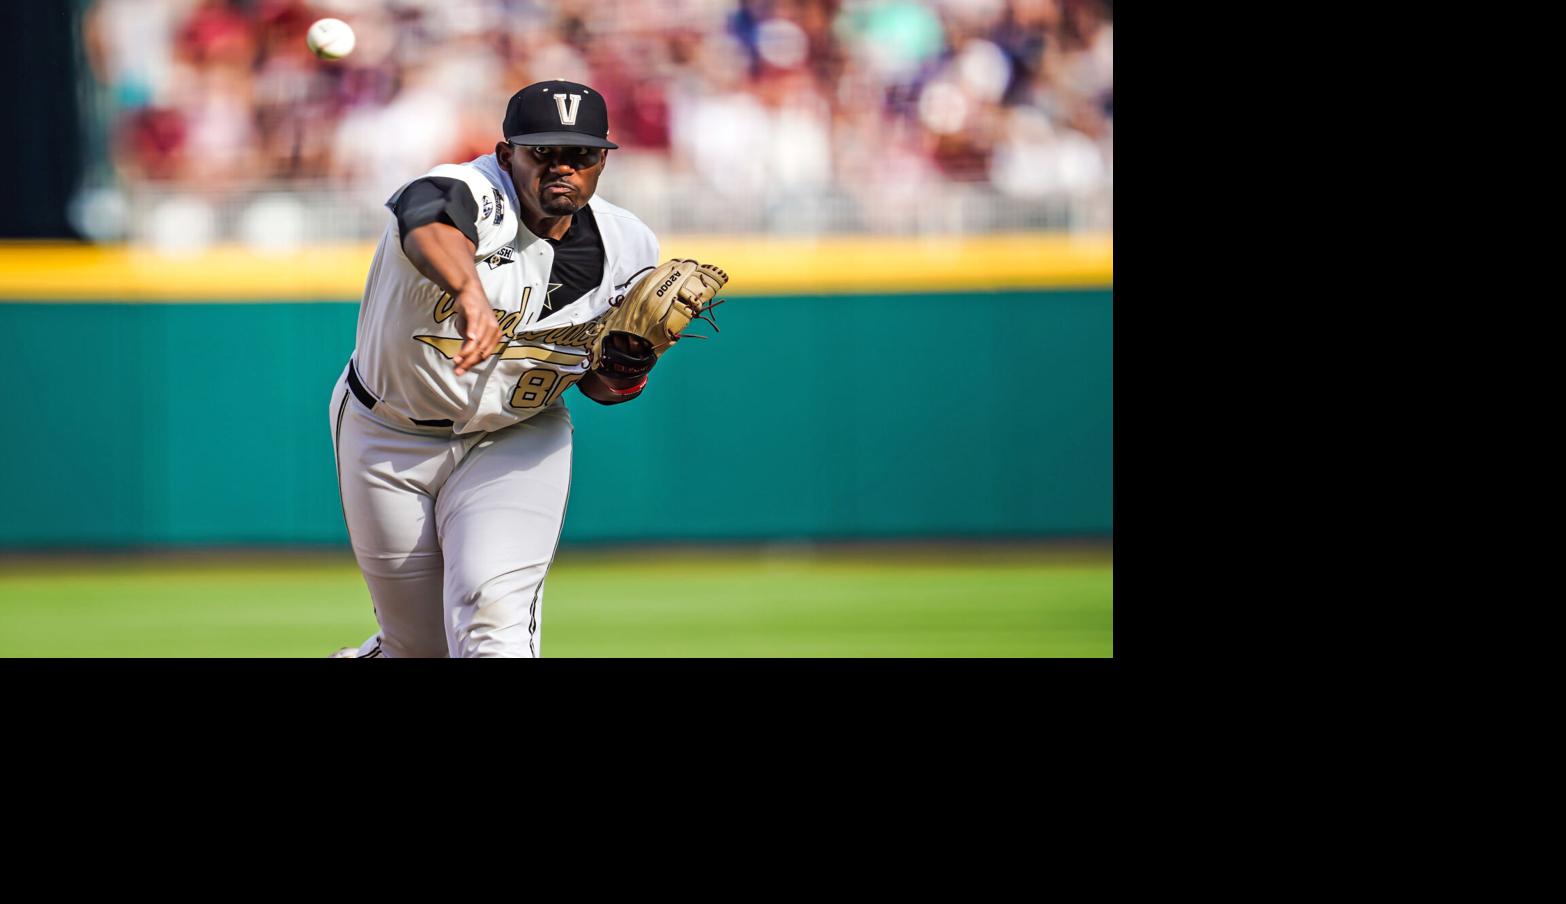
[{"xmin": 82, "ymin": 0, "xmax": 1111, "ymax": 235}]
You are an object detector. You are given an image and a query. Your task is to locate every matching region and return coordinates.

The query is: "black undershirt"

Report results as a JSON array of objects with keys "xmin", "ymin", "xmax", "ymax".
[
  {"xmin": 387, "ymin": 177, "xmax": 478, "ymax": 249},
  {"xmin": 541, "ymin": 204, "xmax": 604, "ymax": 316}
]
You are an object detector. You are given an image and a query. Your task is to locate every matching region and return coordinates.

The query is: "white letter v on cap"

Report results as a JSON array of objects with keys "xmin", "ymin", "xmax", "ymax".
[{"xmin": 554, "ymin": 94, "xmax": 581, "ymax": 125}]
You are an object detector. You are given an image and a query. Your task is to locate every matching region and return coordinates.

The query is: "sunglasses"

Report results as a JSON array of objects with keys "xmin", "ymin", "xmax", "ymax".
[{"xmin": 519, "ymin": 145, "xmax": 604, "ymax": 168}]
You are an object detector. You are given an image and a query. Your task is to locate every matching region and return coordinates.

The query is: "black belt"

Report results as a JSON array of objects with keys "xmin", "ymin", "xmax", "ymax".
[{"xmin": 347, "ymin": 359, "xmax": 453, "ymax": 427}]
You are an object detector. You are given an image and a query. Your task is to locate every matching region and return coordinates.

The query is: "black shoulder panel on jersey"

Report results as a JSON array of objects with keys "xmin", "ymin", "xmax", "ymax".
[{"xmin": 387, "ymin": 176, "xmax": 480, "ymax": 250}]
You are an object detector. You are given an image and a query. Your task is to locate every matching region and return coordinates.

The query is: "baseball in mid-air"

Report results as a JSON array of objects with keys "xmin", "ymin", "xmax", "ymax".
[{"xmin": 306, "ymin": 18, "xmax": 356, "ymax": 61}]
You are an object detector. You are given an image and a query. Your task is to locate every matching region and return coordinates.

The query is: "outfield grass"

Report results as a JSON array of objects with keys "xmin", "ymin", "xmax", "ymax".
[{"xmin": 0, "ymin": 543, "xmax": 1111, "ymax": 658}]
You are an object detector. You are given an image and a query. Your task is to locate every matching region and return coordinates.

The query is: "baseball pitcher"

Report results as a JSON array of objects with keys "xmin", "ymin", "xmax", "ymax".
[{"xmin": 328, "ymin": 80, "xmax": 727, "ymax": 658}]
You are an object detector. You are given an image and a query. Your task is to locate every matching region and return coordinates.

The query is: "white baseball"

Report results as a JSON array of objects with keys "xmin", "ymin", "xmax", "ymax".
[{"xmin": 306, "ymin": 18, "xmax": 356, "ymax": 61}]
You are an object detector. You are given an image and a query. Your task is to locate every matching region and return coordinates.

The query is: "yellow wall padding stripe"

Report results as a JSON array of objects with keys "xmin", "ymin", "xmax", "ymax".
[
  {"xmin": 0, "ymin": 232, "xmax": 1110, "ymax": 301},
  {"xmin": 664, "ymin": 233, "xmax": 1111, "ymax": 293}
]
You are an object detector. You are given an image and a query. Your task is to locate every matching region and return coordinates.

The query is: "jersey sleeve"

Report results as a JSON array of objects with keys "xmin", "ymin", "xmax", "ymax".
[
  {"xmin": 388, "ymin": 177, "xmax": 479, "ymax": 248},
  {"xmin": 385, "ymin": 163, "xmax": 514, "ymax": 260}
]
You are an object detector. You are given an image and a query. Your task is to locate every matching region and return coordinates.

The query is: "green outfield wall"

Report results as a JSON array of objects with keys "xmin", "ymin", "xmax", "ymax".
[{"xmin": 0, "ymin": 289, "xmax": 1111, "ymax": 547}]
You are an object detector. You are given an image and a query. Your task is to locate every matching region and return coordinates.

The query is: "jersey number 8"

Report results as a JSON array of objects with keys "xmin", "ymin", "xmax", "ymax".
[{"xmin": 510, "ymin": 368, "xmax": 582, "ymax": 409}]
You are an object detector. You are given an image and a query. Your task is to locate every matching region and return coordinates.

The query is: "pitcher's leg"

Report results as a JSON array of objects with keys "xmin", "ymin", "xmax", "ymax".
[
  {"xmin": 333, "ymin": 385, "xmax": 451, "ymax": 659},
  {"xmin": 437, "ymin": 407, "xmax": 573, "ymax": 658}
]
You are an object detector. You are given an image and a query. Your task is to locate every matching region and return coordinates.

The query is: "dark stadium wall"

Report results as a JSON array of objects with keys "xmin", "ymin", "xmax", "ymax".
[
  {"xmin": 0, "ymin": 4, "xmax": 85, "ymax": 239},
  {"xmin": 0, "ymin": 290, "xmax": 1112, "ymax": 547}
]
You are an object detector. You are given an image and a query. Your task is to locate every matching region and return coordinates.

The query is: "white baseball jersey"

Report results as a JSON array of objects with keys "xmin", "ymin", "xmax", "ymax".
[{"xmin": 351, "ymin": 152, "xmax": 659, "ymax": 435}]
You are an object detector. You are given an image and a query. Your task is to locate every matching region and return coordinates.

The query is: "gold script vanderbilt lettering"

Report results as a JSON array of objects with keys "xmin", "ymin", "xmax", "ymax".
[{"xmin": 431, "ymin": 288, "xmax": 603, "ymax": 347}]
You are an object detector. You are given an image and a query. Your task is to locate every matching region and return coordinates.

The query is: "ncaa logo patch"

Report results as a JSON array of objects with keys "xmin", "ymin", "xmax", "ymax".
[
  {"xmin": 481, "ymin": 192, "xmax": 494, "ymax": 221},
  {"xmin": 492, "ymin": 188, "xmax": 505, "ymax": 225}
]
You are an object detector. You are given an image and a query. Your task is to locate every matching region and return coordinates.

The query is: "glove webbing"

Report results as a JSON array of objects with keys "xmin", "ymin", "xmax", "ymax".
[{"xmin": 651, "ymin": 295, "xmax": 727, "ymax": 352}]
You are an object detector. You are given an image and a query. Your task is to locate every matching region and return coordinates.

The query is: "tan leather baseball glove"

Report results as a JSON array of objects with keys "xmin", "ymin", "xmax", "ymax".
[{"xmin": 590, "ymin": 259, "xmax": 730, "ymax": 386}]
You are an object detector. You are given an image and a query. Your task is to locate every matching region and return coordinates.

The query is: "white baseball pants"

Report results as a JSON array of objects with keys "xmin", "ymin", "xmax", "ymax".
[{"xmin": 328, "ymin": 369, "xmax": 573, "ymax": 658}]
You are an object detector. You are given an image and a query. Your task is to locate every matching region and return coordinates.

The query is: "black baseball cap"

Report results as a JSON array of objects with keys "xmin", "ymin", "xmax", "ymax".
[{"xmin": 503, "ymin": 80, "xmax": 619, "ymax": 149}]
